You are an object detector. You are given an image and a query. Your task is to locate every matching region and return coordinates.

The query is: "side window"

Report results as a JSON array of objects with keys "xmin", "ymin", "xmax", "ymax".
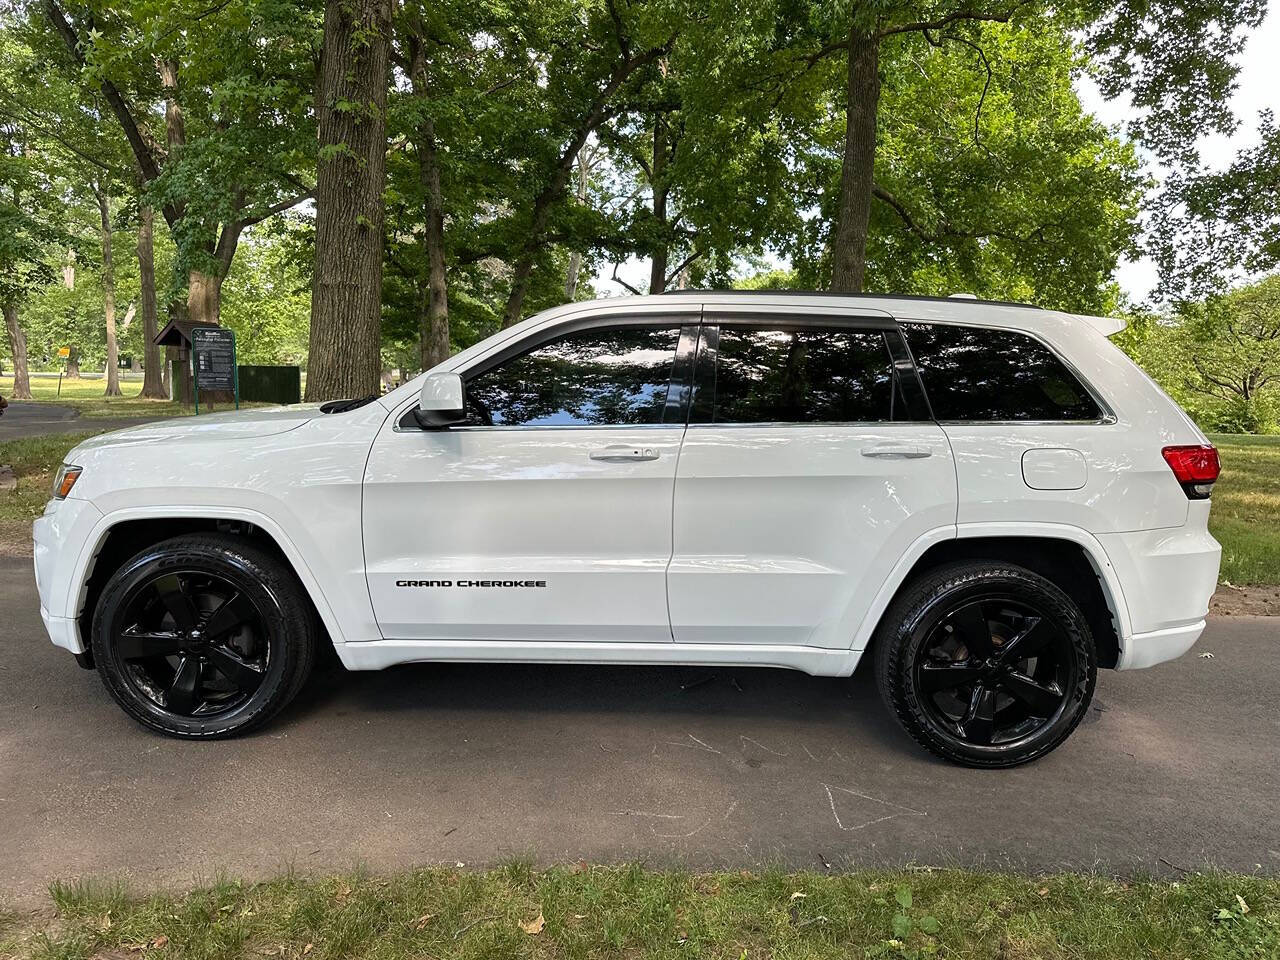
[
  {"xmin": 704, "ymin": 325, "xmax": 901, "ymax": 424},
  {"xmin": 903, "ymin": 322, "xmax": 1102, "ymax": 421},
  {"xmin": 465, "ymin": 325, "xmax": 681, "ymax": 427}
]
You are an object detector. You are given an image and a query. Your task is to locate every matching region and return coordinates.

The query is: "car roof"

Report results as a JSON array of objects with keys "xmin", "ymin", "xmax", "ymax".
[{"xmin": 576, "ymin": 290, "xmax": 1126, "ymax": 337}]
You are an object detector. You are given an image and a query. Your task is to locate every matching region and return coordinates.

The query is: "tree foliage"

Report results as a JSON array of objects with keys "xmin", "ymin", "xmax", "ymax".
[
  {"xmin": 1117, "ymin": 274, "xmax": 1280, "ymax": 433},
  {"xmin": 0, "ymin": 0, "xmax": 1271, "ymax": 409}
]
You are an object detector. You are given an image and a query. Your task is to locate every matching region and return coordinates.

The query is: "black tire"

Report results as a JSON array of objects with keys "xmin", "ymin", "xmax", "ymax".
[
  {"xmin": 874, "ymin": 560, "xmax": 1096, "ymax": 768},
  {"xmin": 91, "ymin": 533, "xmax": 316, "ymax": 739}
]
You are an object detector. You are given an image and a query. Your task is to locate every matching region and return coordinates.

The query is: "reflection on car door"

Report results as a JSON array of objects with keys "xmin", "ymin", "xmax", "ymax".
[
  {"xmin": 362, "ymin": 316, "xmax": 697, "ymax": 643},
  {"xmin": 668, "ymin": 314, "xmax": 958, "ymax": 649}
]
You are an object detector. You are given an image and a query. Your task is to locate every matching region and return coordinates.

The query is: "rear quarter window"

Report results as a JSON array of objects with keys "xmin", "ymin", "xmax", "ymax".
[{"xmin": 902, "ymin": 322, "xmax": 1103, "ymax": 422}]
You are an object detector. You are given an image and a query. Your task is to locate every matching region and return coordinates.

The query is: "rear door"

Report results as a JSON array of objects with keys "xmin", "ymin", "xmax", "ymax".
[{"xmin": 667, "ymin": 311, "xmax": 957, "ymax": 649}]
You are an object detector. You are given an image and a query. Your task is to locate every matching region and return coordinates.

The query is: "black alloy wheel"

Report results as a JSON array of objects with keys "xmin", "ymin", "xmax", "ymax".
[
  {"xmin": 110, "ymin": 570, "xmax": 270, "ymax": 718},
  {"xmin": 912, "ymin": 596, "xmax": 1072, "ymax": 747},
  {"xmin": 875, "ymin": 560, "xmax": 1096, "ymax": 767},
  {"xmin": 92, "ymin": 534, "xmax": 316, "ymax": 739}
]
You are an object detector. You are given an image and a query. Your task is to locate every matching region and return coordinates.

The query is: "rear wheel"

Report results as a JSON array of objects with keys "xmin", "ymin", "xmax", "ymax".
[
  {"xmin": 874, "ymin": 561, "xmax": 1096, "ymax": 768},
  {"xmin": 91, "ymin": 534, "xmax": 315, "ymax": 739}
]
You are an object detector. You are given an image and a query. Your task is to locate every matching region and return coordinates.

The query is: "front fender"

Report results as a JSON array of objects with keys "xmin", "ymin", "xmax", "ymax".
[{"xmin": 65, "ymin": 504, "xmax": 378, "ymax": 654}]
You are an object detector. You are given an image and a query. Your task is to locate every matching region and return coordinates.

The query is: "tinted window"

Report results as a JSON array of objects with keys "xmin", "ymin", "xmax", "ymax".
[
  {"xmin": 465, "ymin": 325, "xmax": 680, "ymax": 426},
  {"xmin": 903, "ymin": 323, "xmax": 1102, "ymax": 421},
  {"xmin": 704, "ymin": 326, "xmax": 900, "ymax": 424}
]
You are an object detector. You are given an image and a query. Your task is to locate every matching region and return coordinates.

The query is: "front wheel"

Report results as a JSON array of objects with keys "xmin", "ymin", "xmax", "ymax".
[
  {"xmin": 91, "ymin": 533, "xmax": 316, "ymax": 739},
  {"xmin": 874, "ymin": 561, "xmax": 1096, "ymax": 768}
]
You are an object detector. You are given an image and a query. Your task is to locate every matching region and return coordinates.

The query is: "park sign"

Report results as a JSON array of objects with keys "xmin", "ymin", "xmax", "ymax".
[{"xmin": 191, "ymin": 326, "xmax": 239, "ymax": 412}]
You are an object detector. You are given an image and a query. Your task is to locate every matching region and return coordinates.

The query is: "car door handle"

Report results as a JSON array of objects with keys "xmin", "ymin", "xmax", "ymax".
[
  {"xmin": 589, "ymin": 445, "xmax": 660, "ymax": 462},
  {"xmin": 861, "ymin": 445, "xmax": 931, "ymax": 459}
]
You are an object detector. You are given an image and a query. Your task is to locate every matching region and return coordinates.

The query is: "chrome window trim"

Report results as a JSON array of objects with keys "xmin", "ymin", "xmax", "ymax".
[
  {"xmin": 934, "ymin": 417, "xmax": 1119, "ymax": 427},
  {"xmin": 683, "ymin": 420, "xmax": 937, "ymax": 430},
  {"xmin": 399, "ymin": 422, "xmax": 688, "ymax": 434}
]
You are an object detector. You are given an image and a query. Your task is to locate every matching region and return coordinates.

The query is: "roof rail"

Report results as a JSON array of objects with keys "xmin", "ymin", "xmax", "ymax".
[{"xmin": 658, "ymin": 289, "xmax": 1043, "ymax": 310}]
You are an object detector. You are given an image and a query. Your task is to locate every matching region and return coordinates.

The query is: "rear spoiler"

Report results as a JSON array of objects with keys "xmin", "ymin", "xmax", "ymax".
[{"xmin": 1061, "ymin": 312, "xmax": 1127, "ymax": 337}]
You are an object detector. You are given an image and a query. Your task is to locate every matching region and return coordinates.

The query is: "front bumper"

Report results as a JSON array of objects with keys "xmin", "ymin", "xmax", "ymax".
[
  {"xmin": 33, "ymin": 497, "xmax": 103, "ymax": 655},
  {"xmin": 39, "ymin": 604, "xmax": 84, "ymax": 654}
]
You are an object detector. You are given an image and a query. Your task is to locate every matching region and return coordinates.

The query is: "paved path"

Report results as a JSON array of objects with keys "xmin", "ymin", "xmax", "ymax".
[
  {"xmin": 1, "ymin": 556, "xmax": 1276, "ymax": 904},
  {"xmin": 0, "ymin": 403, "xmax": 166, "ymax": 441}
]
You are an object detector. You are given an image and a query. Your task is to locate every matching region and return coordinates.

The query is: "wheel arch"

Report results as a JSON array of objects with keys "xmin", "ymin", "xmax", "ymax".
[
  {"xmin": 861, "ymin": 526, "xmax": 1129, "ymax": 669},
  {"xmin": 73, "ymin": 508, "xmax": 345, "ymax": 662}
]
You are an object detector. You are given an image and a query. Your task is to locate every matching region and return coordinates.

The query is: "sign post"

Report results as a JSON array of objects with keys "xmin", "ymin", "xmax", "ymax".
[
  {"xmin": 56, "ymin": 347, "xmax": 70, "ymax": 396},
  {"xmin": 191, "ymin": 327, "xmax": 239, "ymax": 415}
]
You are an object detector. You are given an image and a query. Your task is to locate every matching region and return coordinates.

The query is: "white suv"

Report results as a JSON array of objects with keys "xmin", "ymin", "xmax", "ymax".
[{"xmin": 33, "ymin": 292, "xmax": 1222, "ymax": 766}]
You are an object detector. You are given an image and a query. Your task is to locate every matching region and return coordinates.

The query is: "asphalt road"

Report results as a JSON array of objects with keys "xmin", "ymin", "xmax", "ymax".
[
  {"xmin": 2, "ymin": 556, "xmax": 1277, "ymax": 904},
  {"xmin": 0, "ymin": 402, "xmax": 165, "ymax": 441}
]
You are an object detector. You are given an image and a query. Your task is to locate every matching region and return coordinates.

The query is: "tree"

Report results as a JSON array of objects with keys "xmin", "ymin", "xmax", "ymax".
[
  {"xmin": 753, "ymin": 0, "xmax": 1266, "ymax": 292},
  {"xmin": 41, "ymin": 0, "xmax": 318, "ymax": 328},
  {"xmin": 94, "ymin": 182, "xmax": 121, "ymax": 395},
  {"xmin": 1152, "ymin": 111, "xmax": 1280, "ymax": 300},
  {"xmin": 388, "ymin": 0, "xmax": 475, "ymax": 372},
  {"xmin": 136, "ymin": 204, "xmax": 166, "ymax": 399},
  {"xmin": 1177, "ymin": 275, "xmax": 1280, "ymax": 432},
  {"xmin": 305, "ymin": 0, "xmax": 393, "ymax": 401},
  {"xmin": 0, "ymin": 31, "xmax": 71, "ymax": 399},
  {"xmin": 496, "ymin": 0, "xmax": 678, "ymax": 326},
  {"xmin": 832, "ymin": 23, "xmax": 1141, "ymax": 312},
  {"xmin": 220, "ymin": 222, "xmax": 312, "ymax": 365}
]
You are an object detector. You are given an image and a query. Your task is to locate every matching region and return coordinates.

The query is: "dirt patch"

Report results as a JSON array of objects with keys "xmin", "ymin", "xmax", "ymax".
[{"xmin": 1210, "ymin": 583, "xmax": 1280, "ymax": 617}]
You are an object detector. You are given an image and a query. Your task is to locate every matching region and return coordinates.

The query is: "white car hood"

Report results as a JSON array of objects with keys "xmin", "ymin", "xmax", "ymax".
[{"xmin": 72, "ymin": 404, "xmax": 331, "ymax": 452}]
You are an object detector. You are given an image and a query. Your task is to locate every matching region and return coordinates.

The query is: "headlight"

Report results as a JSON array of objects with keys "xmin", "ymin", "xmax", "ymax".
[{"xmin": 51, "ymin": 464, "xmax": 83, "ymax": 500}]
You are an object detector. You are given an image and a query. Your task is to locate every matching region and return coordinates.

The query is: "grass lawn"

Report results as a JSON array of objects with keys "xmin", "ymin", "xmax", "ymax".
[
  {"xmin": 1206, "ymin": 434, "xmax": 1280, "ymax": 585},
  {"xmin": 0, "ymin": 866, "xmax": 1275, "ymax": 960},
  {"xmin": 0, "ymin": 432, "xmax": 99, "ymax": 554},
  {"xmin": 1, "ymin": 374, "xmax": 188, "ymax": 418}
]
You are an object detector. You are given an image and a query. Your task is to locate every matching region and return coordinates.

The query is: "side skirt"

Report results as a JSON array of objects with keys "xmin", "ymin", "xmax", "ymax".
[{"xmin": 336, "ymin": 639, "xmax": 864, "ymax": 677}]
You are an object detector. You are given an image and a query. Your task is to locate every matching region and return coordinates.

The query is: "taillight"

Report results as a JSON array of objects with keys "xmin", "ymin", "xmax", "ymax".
[{"xmin": 1161, "ymin": 445, "xmax": 1220, "ymax": 499}]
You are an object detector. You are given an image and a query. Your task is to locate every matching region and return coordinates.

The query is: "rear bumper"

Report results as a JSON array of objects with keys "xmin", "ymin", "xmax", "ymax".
[
  {"xmin": 1116, "ymin": 620, "xmax": 1206, "ymax": 670},
  {"xmin": 1099, "ymin": 500, "xmax": 1220, "ymax": 670}
]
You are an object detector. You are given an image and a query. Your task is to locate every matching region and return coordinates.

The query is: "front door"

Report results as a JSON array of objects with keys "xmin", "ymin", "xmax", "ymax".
[
  {"xmin": 363, "ymin": 316, "xmax": 697, "ymax": 643},
  {"xmin": 668, "ymin": 313, "xmax": 957, "ymax": 649}
]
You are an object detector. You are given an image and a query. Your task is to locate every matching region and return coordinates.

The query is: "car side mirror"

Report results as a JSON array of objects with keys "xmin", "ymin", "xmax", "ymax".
[{"xmin": 413, "ymin": 371, "xmax": 466, "ymax": 429}]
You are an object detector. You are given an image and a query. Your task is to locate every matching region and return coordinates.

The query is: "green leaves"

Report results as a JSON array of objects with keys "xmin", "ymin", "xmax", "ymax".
[{"xmin": 865, "ymin": 883, "xmax": 943, "ymax": 959}]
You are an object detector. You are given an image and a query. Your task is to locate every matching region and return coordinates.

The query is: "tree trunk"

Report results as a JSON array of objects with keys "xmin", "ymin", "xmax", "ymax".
[
  {"xmin": 306, "ymin": 0, "xmax": 392, "ymax": 401},
  {"xmin": 66, "ymin": 345, "xmax": 81, "ymax": 378},
  {"xmin": 565, "ymin": 146, "xmax": 595, "ymax": 301},
  {"xmin": 564, "ymin": 253, "xmax": 582, "ymax": 301},
  {"xmin": 648, "ymin": 118, "xmax": 669, "ymax": 294},
  {"xmin": 97, "ymin": 187, "xmax": 123, "ymax": 396},
  {"xmin": 419, "ymin": 136, "xmax": 450, "ymax": 371},
  {"xmin": 829, "ymin": 29, "xmax": 881, "ymax": 292},
  {"xmin": 3, "ymin": 302, "xmax": 32, "ymax": 400},
  {"xmin": 408, "ymin": 47, "xmax": 450, "ymax": 372},
  {"xmin": 137, "ymin": 206, "xmax": 167, "ymax": 399},
  {"xmin": 187, "ymin": 269, "xmax": 222, "ymax": 326}
]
